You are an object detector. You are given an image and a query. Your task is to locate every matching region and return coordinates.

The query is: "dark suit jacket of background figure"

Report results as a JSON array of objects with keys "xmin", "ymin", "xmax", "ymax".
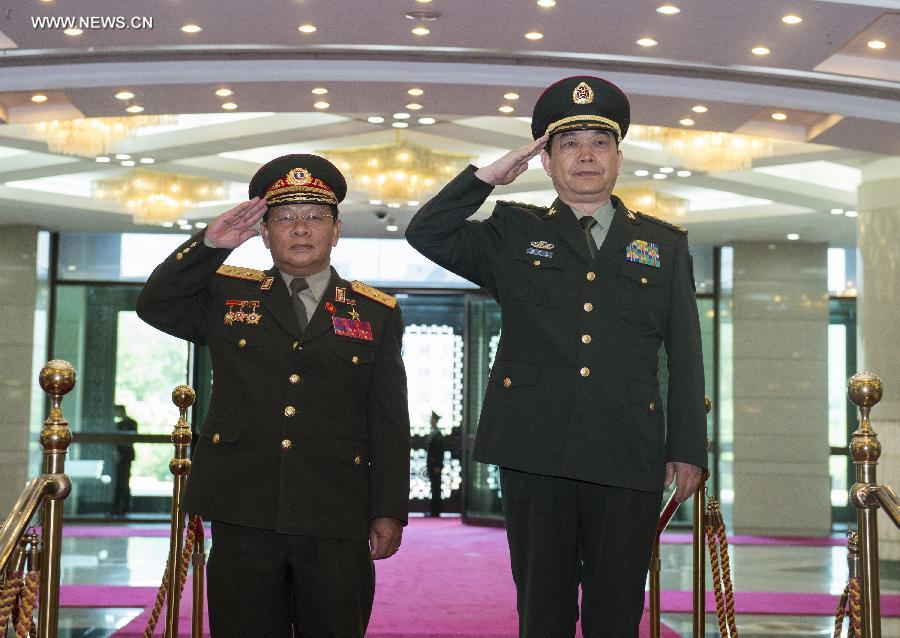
[
  {"xmin": 136, "ymin": 232, "xmax": 410, "ymax": 541},
  {"xmin": 406, "ymin": 167, "xmax": 707, "ymax": 492},
  {"xmin": 116, "ymin": 416, "xmax": 137, "ymax": 463},
  {"xmin": 426, "ymin": 429, "xmax": 444, "ymax": 474}
]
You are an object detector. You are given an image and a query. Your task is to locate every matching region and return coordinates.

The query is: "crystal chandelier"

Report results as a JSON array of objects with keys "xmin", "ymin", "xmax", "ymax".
[
  {"xmin": 321, "ymin": 133, "xmax": 474, "ymax": 206},
  {"xmin": 93, "ymin": 170, "xmax": 226, "ymax": 224},
  {"xmin": 27, "ymin": 116, "xmax": 170, "ymax": 157},
  {"xmin": 614, "ymin": 184, "xmax": 689, "ymax": 222},
  {"xmin": 629, "ymin": 125, "xmax": 775, "ymax": 172}
]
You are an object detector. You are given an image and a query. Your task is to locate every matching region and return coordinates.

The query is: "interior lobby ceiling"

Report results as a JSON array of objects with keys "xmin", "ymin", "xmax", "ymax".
[{"xmin": 1, "ymin": 0, "xmax": 899, "ymax": 247}]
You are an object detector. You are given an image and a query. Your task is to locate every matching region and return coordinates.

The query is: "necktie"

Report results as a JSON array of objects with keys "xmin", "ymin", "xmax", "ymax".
[
  {"xmin": 289, "ymin": 277, "xmax": 310, "ymax": 332},
  {"xmin": 580, "ymin": 216, "xmax": 598, "ymax": 258}
]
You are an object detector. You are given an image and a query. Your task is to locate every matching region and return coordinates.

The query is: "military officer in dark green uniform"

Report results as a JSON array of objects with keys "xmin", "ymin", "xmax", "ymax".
[
  {"xmin": 406, "ymin": 76, "xmax": 707, "ymax": 637},
  {"xmin": 137, "ymin": 154, "xmax": 410, "ymax": 638}
]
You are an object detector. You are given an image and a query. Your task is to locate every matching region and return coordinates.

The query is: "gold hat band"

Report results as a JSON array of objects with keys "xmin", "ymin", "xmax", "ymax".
[{"xmin": 545, "ymin": 115, "xmax": 622, "ymax": 142}]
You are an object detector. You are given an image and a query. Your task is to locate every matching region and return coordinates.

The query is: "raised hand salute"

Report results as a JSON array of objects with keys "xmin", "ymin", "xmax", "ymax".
[
  {"xmin": 204, "ymin": 196, "xmax": 268, "ymax": 248},
  {"xmin": 474, "ymin": 134, "xmax": 549, "ymax": 186}
]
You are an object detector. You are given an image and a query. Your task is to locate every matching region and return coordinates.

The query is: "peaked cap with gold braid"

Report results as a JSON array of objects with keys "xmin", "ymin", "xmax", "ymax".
[
  {"xmin": 531, "ymin": 75, "xmax": 630, "ymax": 143},
  {"xmin": 249, "ymin": 153, "xmax": 347, "ymax": 207}
]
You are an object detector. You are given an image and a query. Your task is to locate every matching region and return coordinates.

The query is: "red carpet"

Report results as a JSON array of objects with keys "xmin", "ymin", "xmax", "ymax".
[{"xmin": 58, "ymin": 519, "xmax": 890, "ymax": 636}]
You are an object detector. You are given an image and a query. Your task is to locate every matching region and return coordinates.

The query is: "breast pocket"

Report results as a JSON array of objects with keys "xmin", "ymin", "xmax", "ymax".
[
  {"xmin": 334, "ymin": 341, "xmax": 376, "ymax": 369},
  {"xmin": 505, "ymin": 252, "xmax": 564, "ymax": 307},
  {"xmin": 222, "ymin": 325, "xmax": 268, "ymax": 350},
  {"xmin": 610, "ymin": 262, "xmax": 669, "ymax": 328}
]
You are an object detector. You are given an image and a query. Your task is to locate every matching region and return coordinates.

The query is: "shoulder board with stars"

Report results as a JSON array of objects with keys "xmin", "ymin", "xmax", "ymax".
[
  {"xmin": 634, "ymin": 210, "xmax": 687, "ymax": 235},
  {"xmin": 351, "ymin": 280, "xmax": 397, "ymax": 308},
  {"xmin": 496, "ymin": 200, "xmax": 548, "ymax": 213},
  {"xmin": 215, "ymin": 265, "xmax": 267, "ymax": 283}
]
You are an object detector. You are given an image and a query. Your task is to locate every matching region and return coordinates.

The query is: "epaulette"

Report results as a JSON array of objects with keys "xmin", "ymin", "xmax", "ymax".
[
  {"xmin": 215, "ymin": 265, "xmax": 267, "ymax": 282},
  {"xmin": 496, "ymin": 199, "xmax": 548, "ymax": 212},
  {"xmin": 635, "ymin": 210, "xmax": 687, "ymax": 234},
  {"xmin": 351, "ymin": 280, "xmax": 396, "ymax": 308}
]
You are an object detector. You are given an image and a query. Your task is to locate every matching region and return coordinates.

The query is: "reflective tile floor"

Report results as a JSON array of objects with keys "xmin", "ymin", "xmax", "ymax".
[{"xmin": 50, "ymin": 522, "xmax": 900, "ymax": 637}]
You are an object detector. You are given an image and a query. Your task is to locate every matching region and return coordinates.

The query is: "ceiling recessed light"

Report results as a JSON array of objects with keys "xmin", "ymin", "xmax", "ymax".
[
  {"xmin": 408, "ymin": 88, "xmax": 424, "ymax": 96},
  {"xmin": 392, "ymin": 122, "xmax": 409, "ymax": 129},
  {"xmin": 845, "ymin": 210, "xmax": 858, "ymax": 218},
  {"xmin": 298, "ymin": 24, "xmax": 317, "ymax": 33},
  {"xmin": 195, "ymin": 222, "xmax": 208, "ymax": 229},
  {"xmin": 679, "ymin": 118, "xmax": 695, "ymax": 126},
  {"xmin": 313, "ymin": 101, "xmax": 330, "ymax": 109},
  {"xmin": 115, "ymin": 154, "xmax": 131, "ymax": 160},
  {"xmin": 215, "ymin": 88, "xmax": 233, "ymax": 97},
  {"xmin": 504, "ymin": 92, "xmax": 520, "ymax": 100},
  {"xmin": 63, "ymin": 28, "xmax": 83, "ymax": 36},
  {"xmin": 537, "ymin": 0, "xmax": 556, "ymax": 6},
  {"xmin": 656, "ymin": 4, "xmax": 680, "ymax": 15},
  {"xmin": 499, "ymin": 105, "xmax": 515, "ymax": 113},
  {"xmin": 652, "ymin": 173, "xmax": 667, "ymax": 180},
  {"xmin": 659, "ymin": 167, "xmax": 674, "ymax": 173},
  {"xmin": 867, "ymin": 40, "xmax": 887, "ymax": 50},
  {"xmin": 387, "ymin": 203, "xmax": 402, "ymax": 209},
  {"xmin": 418, "ymin": 117, "xmax": 436, "ymax": 125},
  {"xmin": 406, "ymin": 103, "xmax": 423, "ymax": 110},
  {"xmin": 222, "ymin": 102, "xmax": 238, "ymax": 110},
  {"xmin": 30, "ymin": 94, "xmax": 48, "ymax": 103},
  {"xmin": 95, "ymin": 156, "xmax": 111, "ymax": 163},
  {"xmin": 634, "ymin": 170, "xmax": 650, "ymax": 177},
  {"xmin": 782, "ymin": 14, "xmax": 802, "ymax": 24},
  {"xmin": 121, "ymin": 160, "xmax": 136, "ymax": 167},
  {"xmin": 771, "ymin": 112, "xmax": 788, "ymax": 121},
  {"xmin": 161, "ymin": 221, "xmax": 174, "ymax": 228},
  {"xmin": 636, "ymin": 37, "xmax": 658, "ymax": 47},
  {"xmin": 115, "ymin": 91, "xmax": 135, "ymax": 100},
  {"xmin": 180, "ymin": 24, "xmax": 202, "ymax": 33},
  {"xmin": 752, "ymin": 46, "xmax": 771, "ymax": 56},
  {"xmin": 786, "ymin": 233, "xmax": 799, "ymax": 240},
  {"xmin": 393, "ymin": 112, "xmax": 411, "ymax": 120},
  {"xmin": 411, "ymin": 26, "xmax": 430, "ymax": 36},
  {"xmin": 691, "ymin": 105, "xmax": 708, "ymax": 113},
  {"xmin": 367, "ymin": 116, "xmax": 385, "ymax": 124},
  {"xmin": 140, "ymin": 158, "xmax": 155, "ymax": 164},
  {"xmin": 830, "ymin": 208, "xmax": 844, "ymax": 215},
  {"xmin": 676, "ymin": 170, "xmax": 692, "ymax": 177},
  {"xmin": 416, "ymin": 0, "xmax": 432, "ymax": 3},
  {"xmin": 386, "ymin": 223, "xmax": 400, "ymax": 232},
  {"xmin": 125, "ymin": 105, "xmax": 144, "ymax": 113},
  {"xmin": 407, "ymin": 201, "xmax": 420, "ymax": 207},
  {"xmin": 311, "ymin": 87, "xmax": 328, "ymax": 95},
  {"xmin": 525, "ymin": 31, "xmax": 544, "ymax": 40},
  {"xmin": 369, "ymin": 200, "xmax": 383, "ymax": 206}
]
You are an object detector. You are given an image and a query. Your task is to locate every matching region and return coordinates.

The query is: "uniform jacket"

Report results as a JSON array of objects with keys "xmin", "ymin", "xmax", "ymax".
[
  {"xmin": 406, "ymin": 167, "xmax": 706, "ymax": 492},
  {"xmin": 136, "ymin": 233, "xmax": 410, "ymax": 540}
]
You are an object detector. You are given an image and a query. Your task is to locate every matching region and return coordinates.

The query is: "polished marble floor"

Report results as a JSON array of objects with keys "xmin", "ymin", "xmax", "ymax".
[{"xmin": 45, "ymin": 521, "xmax": 900, "ymax": 637}]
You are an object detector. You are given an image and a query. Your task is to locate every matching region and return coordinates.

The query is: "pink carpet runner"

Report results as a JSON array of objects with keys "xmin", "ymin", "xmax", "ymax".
[{"xmin": 56, "ymin": 518, "xmax": 892, "ymax": 637}]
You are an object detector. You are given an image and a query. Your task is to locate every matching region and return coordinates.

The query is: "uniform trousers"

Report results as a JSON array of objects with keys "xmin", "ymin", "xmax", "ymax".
[
  {"xmin": 207, "ymin": 521, "xmax": 374, "ymax": 638},
  {"xmin": 500, "ymin": 468, "xmax": 662, "ymax": 638}
]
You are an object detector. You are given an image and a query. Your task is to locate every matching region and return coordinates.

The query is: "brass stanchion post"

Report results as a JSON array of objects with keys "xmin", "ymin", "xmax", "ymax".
[
  {"xmin": 37, "ymin": 361, "xmax": 75, "ymax": 638},
  {"xmin": 848, "ymin": 372, "xmax": 884, "ymax": 638},
  {"xmin": 693, "ymin": 396, "xmax": 712, "ymax": 638},
  {"xmin": 191, "ymin": 516, "xmax": 205, "ymax": 638},
  {"xmin": 164, "ymin": 385, "xmax": 195, "ymax": 638}
]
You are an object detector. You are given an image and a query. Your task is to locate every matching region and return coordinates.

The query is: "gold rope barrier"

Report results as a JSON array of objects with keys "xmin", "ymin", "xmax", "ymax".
[
  {"xmin": 834, "ymin": 531, "xmax": 861, "ymax": 638},
  {"xmin": 705, "ymin": 498, "xmax": 739, "ymax": 637}
]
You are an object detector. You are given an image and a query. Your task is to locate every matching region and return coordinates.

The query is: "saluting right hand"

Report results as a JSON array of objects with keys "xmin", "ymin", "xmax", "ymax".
[
  {"xmin": 204, "ymin": 197, "xmax": 268, "ymax": 249},
  {"xmin": 474, "ymin": 134, "xmax": 550, "ymax": 186}
]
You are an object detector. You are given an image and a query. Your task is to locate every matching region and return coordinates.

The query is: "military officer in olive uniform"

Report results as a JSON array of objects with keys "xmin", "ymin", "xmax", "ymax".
[
  {"xmin": 137, "ymin": 154, "xmax": 410, "ymax": 638},
  {"xmin": 406, "ymin": 77, "xmax": 707, "ymax": 637}
]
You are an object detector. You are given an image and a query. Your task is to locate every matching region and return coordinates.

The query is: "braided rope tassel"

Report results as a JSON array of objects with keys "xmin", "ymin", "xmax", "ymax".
[
  {"xmin": 0, "ymin": 576, "xmax": 21, "ymax": 638},
  {"xmin": 705, "ymin": 512, "xmax": 728, "ymax": 637},
  {"xmin": 143, "ymin": 517, "xmax": 200, "ymax": 637},
  {"xmin": 848, "ymin": 576, "xmax": 862, "ymax": 638},
  {"xmin": 833, "ymin": 582, "xmax": 849, "ymax": 638},
  {"xmin": 715, "ymin": 516, "xmax": 739, "ymax": 638},
  {"xmin": 13, "ymin": 572, "xmax": 37, "ymax": 638}
]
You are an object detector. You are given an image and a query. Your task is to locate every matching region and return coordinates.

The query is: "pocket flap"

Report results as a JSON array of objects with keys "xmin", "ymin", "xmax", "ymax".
[
  {"xmin": 201, "ymin": 416, "xmax": 246, "ymax": 443},
  {"xmin": 224, "ymin": 328, "xmax": 268, "ymax": 349},
  {"xmin": 513, "ymin": 251, "xmax": 563, "ymax": 269},
  {"xmin": 621, "ymin": 261, "xmax": 664, "ymax": 286},
  {"xmin": 334, "ymin": 342, "xmax": 376, "ymax": 364},
  {"xmin": 335, "ymin": 438, "xmax": 370, "ymax": 465},
  {"xmin": 490, "ymin": 360, "xmax": 539, "ymax": 388},
  {"xmin": 624, "ymin": 380, "xmax": 662, "ymax": 413}
]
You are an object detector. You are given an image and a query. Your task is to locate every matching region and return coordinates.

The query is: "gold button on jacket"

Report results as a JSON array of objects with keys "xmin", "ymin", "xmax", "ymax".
[
  {"xmin": 284, "ymin": 405, "xmax": 296, "ymax": 417},
  {"xmin": 281, "ymin": 439, "xmax": 292, "ymax": 450}
]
